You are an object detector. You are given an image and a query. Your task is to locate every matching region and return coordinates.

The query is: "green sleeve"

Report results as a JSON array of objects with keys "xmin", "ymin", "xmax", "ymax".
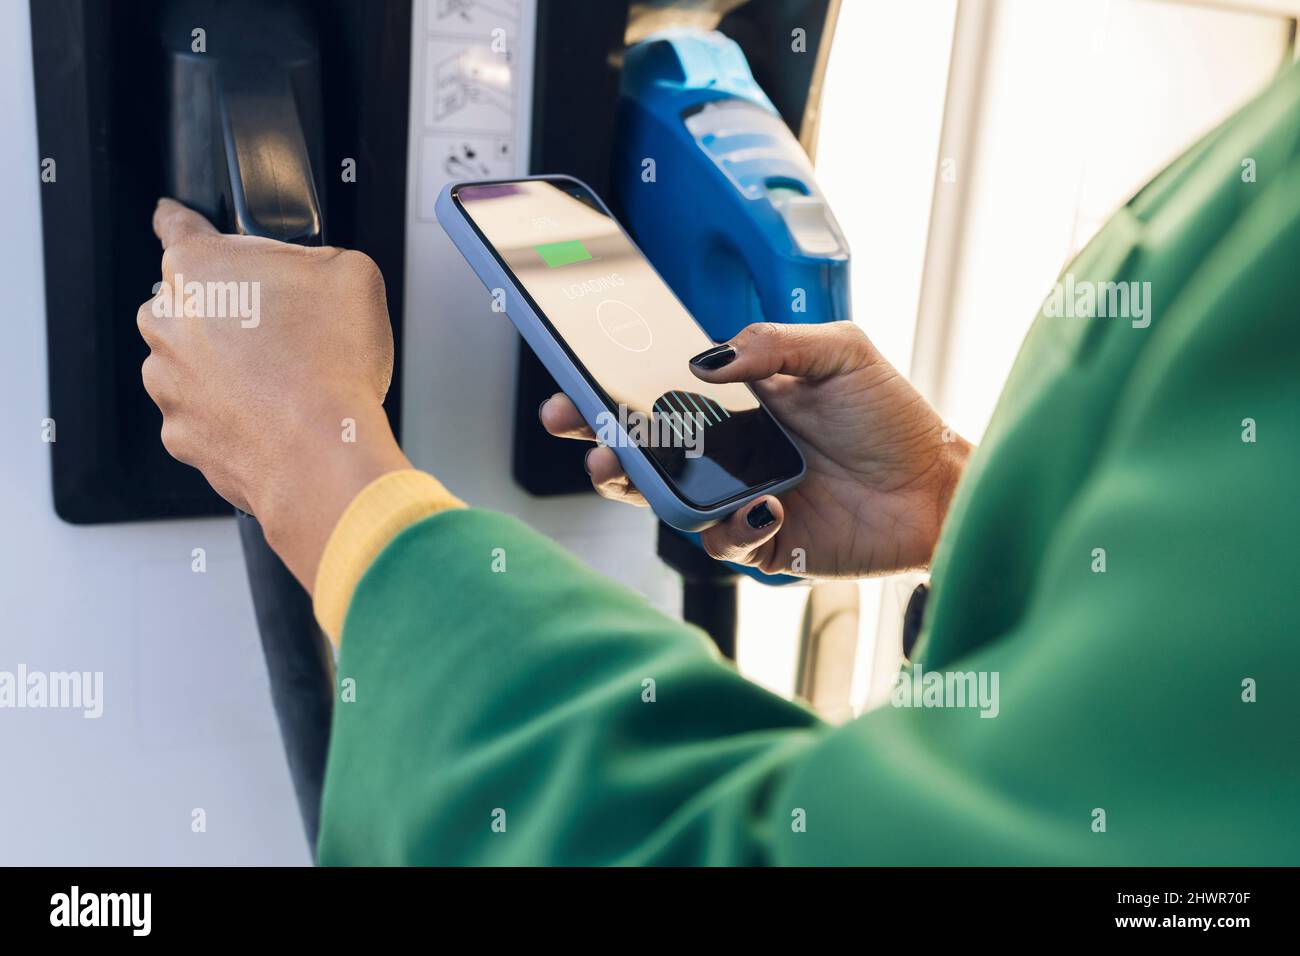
[{"xmin": 316, "ymin": 507, "xmax": 825, "ymax": 865}]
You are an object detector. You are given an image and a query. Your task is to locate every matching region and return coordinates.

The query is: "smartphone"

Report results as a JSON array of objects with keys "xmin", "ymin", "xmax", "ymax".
[{"xmin": 436, "ymin": 175, "xmax": 805, "ymax": 531}]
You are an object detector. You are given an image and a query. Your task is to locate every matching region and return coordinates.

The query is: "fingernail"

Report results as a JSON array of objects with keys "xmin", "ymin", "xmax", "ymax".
[
  {"xmin": 537, "ymin": 397, "xmax": 550, "ymax": 423},
  {"xmin": 746, "ymin": 500, "xmax": 775, "ymax": 530},
  {"xmin": 689, "ymin": 344, "xmax": 736, "ymax": 371},
  {"xmin": 583, "ymin": 448, "xmax": 595, "ymax": 475}
]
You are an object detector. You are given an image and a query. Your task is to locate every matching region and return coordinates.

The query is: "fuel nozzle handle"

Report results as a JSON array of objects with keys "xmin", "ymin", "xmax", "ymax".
[
  {"xmin": 163, "ymin": 0, "xmax": 325, "ymax": 245},
  {"xmin": 162, "ymin": 0, "xmax": 332, "ymax": 853},
  {"xmin": 216, "ymin": 64, "xmax": 324, "ymax": 245}
]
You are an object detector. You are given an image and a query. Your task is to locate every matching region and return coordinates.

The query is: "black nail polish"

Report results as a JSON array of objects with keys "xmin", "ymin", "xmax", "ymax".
[
  {"xmin": 746, "ymin": 500, "xmax": 775, "ymax": 530},
  {"xmin": 690, "ymin": 344, "xmax": 736, "ymax": 371}
]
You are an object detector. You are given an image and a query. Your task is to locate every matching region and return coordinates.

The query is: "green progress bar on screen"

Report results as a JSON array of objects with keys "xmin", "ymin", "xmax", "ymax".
[{"xmin": 534, "ymin": 239, "xmax": 592, "ymax": 268}]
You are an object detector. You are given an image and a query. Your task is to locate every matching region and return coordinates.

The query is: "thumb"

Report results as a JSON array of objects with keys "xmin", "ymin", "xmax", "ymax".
[
  {"xmin": 689, "ymin": 321, "xmax": 872, "ymax": 384},
  {"xmin": 153, "ymin": 197, "xmax": 220, "ymax": 250},
  {"xmin": 699, "ymin": 495, "xmax": 785, "ymax": 570}
]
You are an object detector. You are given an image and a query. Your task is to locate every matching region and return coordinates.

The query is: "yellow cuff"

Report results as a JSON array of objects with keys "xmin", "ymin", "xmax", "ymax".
[{"xmin": 313, "ymin": 469, "xmax": 465, "ymax": 645}]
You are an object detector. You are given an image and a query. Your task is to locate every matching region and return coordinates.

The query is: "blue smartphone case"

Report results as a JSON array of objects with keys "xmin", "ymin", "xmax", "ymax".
[{"xmin": 435, "ymin": 174, "xmax": 805, "ymax": 532}]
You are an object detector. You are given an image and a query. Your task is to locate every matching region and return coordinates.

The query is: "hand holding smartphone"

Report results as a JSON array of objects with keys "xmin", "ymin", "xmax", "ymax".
[{"xmin": 436, "ymin": 175, "xmax": 804, "ymax": 531}]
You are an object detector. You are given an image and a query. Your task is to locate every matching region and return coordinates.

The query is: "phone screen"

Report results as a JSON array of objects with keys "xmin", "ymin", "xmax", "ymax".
[{"xmin": 453, "ymin": 177, "xmax": 803, "ymax": 509}]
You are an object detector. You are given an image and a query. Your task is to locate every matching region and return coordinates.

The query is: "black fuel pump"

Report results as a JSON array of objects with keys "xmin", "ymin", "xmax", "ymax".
[
  {"xmin": 31, "ymin": 0, "xmax": 414, "ymax": 852},
  {"xmin": 161, "ymin": 0, "xmax": 333, "ymax": 848}
]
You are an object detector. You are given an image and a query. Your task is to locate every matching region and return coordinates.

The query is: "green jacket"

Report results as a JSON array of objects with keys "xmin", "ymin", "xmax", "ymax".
[{"xmin": 318, "ymin": 63, "xmax": 1300, "ymax": 865}]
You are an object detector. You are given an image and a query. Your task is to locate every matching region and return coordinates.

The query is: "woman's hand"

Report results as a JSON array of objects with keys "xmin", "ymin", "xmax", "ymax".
[
  {"xmin": 137, "ymin": 199, "xmax": 410, "ymax": 587},
  {"xmin": 541, "ymin": 321, "xmax": 972, "ymax": 578}
]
